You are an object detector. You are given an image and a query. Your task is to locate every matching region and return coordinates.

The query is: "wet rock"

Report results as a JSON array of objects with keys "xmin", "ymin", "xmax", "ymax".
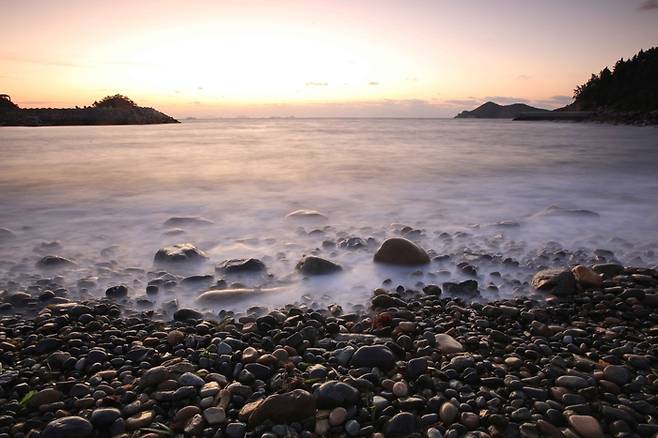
[
  {"xmin": 126, "ymin": 411, "xmax": 154, "ymax": 430},
  {"xmin": 154, "ymin": 243, "xmax": 208, "ymax": 265},
  {"xmin": 315, "ymin": 381, "xmax": 360, "ymax": 408},
  {"xmin": 329, "ymin": 407, "xmax": 347, "ymax": 426},
  {"xmin": 385, "ymin": 412, "xmax": 419, "ymax": 438},
  {"xmin": 285, "ymin": 209, "xmax": 328, "ymax": 222},
  {"xmin": 350, "ymin": 345, "xmax": 396, "ymax": 370},
  {"xmin": 216, "ymin": 258, "xmax": 266, "ymax": 274},
  {"xmin": 40, "ymin": 416, "xmax": 92, "ymax": 438},
  {"xmin": 371, "ymin": 294, "xmax": 406, "ymax": 309},
  {"xmin": 440, "ymin": 402, "xmax": 458, "ymax": 424},
  {"xmin": 105, "ymin": 285, "xmax": 128, "ymax": 299},
  {"xmin": 37, "ymin": 255, "xmax": 76, "ymax": 269},
  {"xmin": 422, "ymin": 284, "xmax": 442, "ymax": 295},
  {"xmin": 247, "ymin": 389, "xmax": 315, "ymax": 426},
  {"xmin": 203, "ymin": 407, "xmax": 226, "ymax": 425},
  {"xmin": 373, "ymin": 238, "xmax": 430, "ymax": 266},
  {"xmin": 568, "ymin": 415, "xmax": 604, "ymax": 438},
  {"xmin": 531, "ymin": 205, "xmax": 600, "ymax": 219},
  {"xmin": 90, "ymin": 408, "xmax": 121, "ymax": 427},
  {"xmin": 196, "ymin": 287, "xmax": 283, "ymax": 304},
  {"xmin": 572, "ymin": 265, "xmax": 602, "ymax": 288},
  {"xmin": 0, "ymin": 227, "xmax": 16, "ymax": 241},
  {"xmin": 29, "ymin": 388, "xmax": 63, "ymax": 408},
  {"xmin": 164, "ymin": 216, "xmax": 214, "ymax": 227},
  {"xmin": 443, "ymin": 280, "xmax": 479, "ymax": 296},
  {"xmin": 296, "ymin": 256, "xmax": 342, "ymax": 275},
  {"xmin": 140, "ymin": 366, "xmax": 169, "ymax": 387},
  {"xmin": 435, "ymin": 333, "xmax": 464, "ymax": 354},
  {"xmin": 531, "ymin": 268, "xmax": 576, "ymax": 296},
  {"xmin": 592, "ymin": 263, "xmax": 624, "ymax": 278},
  {"xmin": 603, "ymin": 365, "xmax": 631, "ymax": 386},
  {"xmin": 173, "ymin": 308, "xmax": 203, "ymax": 321}
]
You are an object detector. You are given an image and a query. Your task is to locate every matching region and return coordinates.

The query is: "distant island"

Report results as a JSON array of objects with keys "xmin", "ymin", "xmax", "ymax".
[
  {"xmin": 517, "ymin": 47, "xmax": 658, "ymax": 124},
  {"xmin": 0, "ymin": 94, "xmax": 179, "ymax": 126},
  {"xmin": 457, "ymin": 47, "xmax": 657, "ymax": 125},
  {"xmin": 455, "ymin": 101, "xmax": 549, "ymax": 119}
]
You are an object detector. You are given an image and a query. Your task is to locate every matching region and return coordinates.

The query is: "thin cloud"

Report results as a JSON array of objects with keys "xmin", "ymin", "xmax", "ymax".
[
  {"xmin": 517, "ymin": 74, "xmax": 532, "ymax": 80},
  {"xmin": 368, "ymin": 81, "xmax": 379, "ymax": 86},
  {"xmin": 639, "ymin": 0, "xmax": 658, "ymax": 10},
  {"xmin": 305, "ymin": 81, "xmax": 328, "ymax": 86},
  {"xmin": 443, "ymin": 99, "xmax": 480, "ymax": 106},
  {"xmin": 0, "ymin": 54, "xmax": 87, "ymax": 68},
  {"xmin": 532, "ymin": 95, "xmax": 573, "ymax": 108}
]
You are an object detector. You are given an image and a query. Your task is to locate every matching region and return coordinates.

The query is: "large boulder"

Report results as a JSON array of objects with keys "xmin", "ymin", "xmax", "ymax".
[
  {"xmin": 531, "ymin": 268, "xmax": 576, "ymax": 296},
  {"xmin": 373, "ymin": 238, "xmax": 430, "ymax": 266},
  {"xmin": 154, "ymin": 243, "xmax": 208, "ymax": 265},
  {"xmin": 245, "ymin": 389, "xmax": 315, "ymax": 426},
  {"xmin": 216, "ymin": 258, "xmax": 266, "ymax": 274},
  {"xmin": 296, "ymin": 256, "xmax": 342, "ymax": 275}
]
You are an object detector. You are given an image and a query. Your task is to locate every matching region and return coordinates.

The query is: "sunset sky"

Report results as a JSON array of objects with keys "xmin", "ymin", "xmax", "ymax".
[{"xmin": 1, "ymin": 0, "xmax": 657, "ymax": 117}]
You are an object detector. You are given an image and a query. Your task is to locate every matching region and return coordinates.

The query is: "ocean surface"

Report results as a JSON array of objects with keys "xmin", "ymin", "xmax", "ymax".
[{"xmin": 1, "ymin": 119, "xmax": 657, "ymax": 315}]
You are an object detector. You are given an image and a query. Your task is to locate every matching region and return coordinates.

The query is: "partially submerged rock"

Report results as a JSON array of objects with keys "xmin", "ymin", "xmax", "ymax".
[
  {"xmin": 442, "ymin": 280, "xmax": 479, "ymax": 296},
  {"xmin": 105, "ymin": 285, "xmax": 128, "ymax": 299},
  {"xmin": 196, "ymin": 287, "xmax": 283, "ymax": 305},
  {"xmin": 373, "ymin": 238, "xmax": 430, "ymax": 266},
  {"xmin": 0, "ymin": 227, "xmax": 16, "ymax": 241},
  {"xmin": 296, "ymin": 256, "xmax": 342, "ymax": 275},
  {"xmin": 173, "ymin": 308, "xmax": 203, "ymax": 321},
  {"xmin": 531, "ymin": 268, "xmax": 576, "ymax": 296},
  {"xmin": 36, "ymin": 255, "xmax": 76, "ymax": 269},
  {"xmin": 285, "ymin": 209, "xmax": 328, "ymax": 222},
  {"xmin": 216, "ymin": 258, "xmax": 266, "ymax": 274},
  {"xmin": 530, "ymin": 205, "xmax": 600, "ymax": 220},
  {"xmin": 154, "ymin": 243, "xmax": 208, "ymax": 265},
  {"xmin": 163, "ymin": 216, "xmax": 214, "ymax": 227}
]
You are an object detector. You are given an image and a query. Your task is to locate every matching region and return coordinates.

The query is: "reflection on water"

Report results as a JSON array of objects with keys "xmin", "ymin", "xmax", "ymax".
[{"xmin": 0, "ymin": 119, "xmax": 657, "ymax": 314}]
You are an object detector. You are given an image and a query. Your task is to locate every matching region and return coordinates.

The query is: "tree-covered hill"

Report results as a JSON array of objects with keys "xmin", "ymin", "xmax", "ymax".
[{"xmin": 565, "ymin": 47, "xmax": 658, "ymax": 113}]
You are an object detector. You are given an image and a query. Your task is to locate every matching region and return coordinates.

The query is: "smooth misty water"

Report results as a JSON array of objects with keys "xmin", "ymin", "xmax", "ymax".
[{"xmin": 0, "ymin": 119, "xmax": 657, "ymax": 315}]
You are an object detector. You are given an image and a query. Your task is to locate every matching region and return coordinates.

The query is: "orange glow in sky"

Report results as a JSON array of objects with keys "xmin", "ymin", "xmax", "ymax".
[{"xmin": 1, "ymin": 0, "xmax": 657, "ymax": 117}]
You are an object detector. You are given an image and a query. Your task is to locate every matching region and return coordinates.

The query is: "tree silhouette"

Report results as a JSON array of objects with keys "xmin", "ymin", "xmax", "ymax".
[
  {"xmin": 93, "ymin": 94, "xmax": 138, "ymax": 109},
  {"xmin": 572, "ymin": 47, "xmax": 658, "ymax": 112}
]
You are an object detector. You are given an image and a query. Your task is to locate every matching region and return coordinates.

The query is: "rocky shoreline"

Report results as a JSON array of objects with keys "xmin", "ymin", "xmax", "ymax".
[{"xmin": 0, "ymin": 262, "xmax": 656, "ymax": 438}]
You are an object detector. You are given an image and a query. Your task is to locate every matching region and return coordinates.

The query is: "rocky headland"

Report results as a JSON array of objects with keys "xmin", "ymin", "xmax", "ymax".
[
  {"xmin": 0, "ymin": 94, "xmax": 179, "ymax": 127},
  {"xmin": 454, "ymin": 102, "xmax": 549, "ymax": 119}
]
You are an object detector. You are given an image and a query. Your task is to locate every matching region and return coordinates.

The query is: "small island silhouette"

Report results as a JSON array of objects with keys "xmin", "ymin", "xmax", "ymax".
[
  {"xmin": 457, "ymin": 46, "xmax": 658, "ymax": 125},
  {"xmin": 0, "ymin": 94, "xmax": 179, "ymax": 126}
]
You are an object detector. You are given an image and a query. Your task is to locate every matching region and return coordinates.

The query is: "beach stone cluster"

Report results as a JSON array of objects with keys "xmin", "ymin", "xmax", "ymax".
[{"xmin": 0, "ymin": 264, "xmax": 656, "ymax": 437}]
